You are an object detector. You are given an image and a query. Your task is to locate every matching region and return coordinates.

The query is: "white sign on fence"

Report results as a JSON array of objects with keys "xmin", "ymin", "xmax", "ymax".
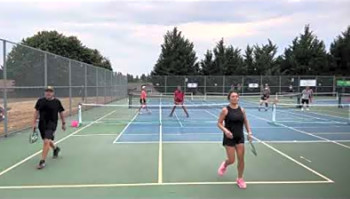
[
  {"xmin": 300, "ymin": 80, "xmax": 317, "ymax": 86},
  {"xmin": 187, "ymin": 83, "xmax": 198, "ymax": 88}
]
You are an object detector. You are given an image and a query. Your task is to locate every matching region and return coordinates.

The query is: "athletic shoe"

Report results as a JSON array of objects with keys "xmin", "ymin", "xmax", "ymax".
[
  {"xmin": 53, "ymin": 147, "xmax": 61, "ymax": 159},
  {"xmin": 306, "ymin": 108, "xmax": 310, "ymax": 111},
  {"xmin": 301, "ymin": 108, "xmax": 304, "ymax": 111},
  {"xmin": 236, "ymin": 178, "xmax": 247, "ymax": 189},
  {"xmin": 218, "ymin": 161, "xmax": 227, "ymax": 176},
  {"xmin": 37, "ymin": 160, "xmax": 46, "ymax": 170}
]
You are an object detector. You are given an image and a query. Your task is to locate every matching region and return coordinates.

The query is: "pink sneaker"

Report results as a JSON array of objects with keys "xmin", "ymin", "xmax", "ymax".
[
  {"xmin": 217, "ymin": 161, "xmax": 227, "ymax": 176},
  {"xmin": 236, "ymin": 178, "xmax": 247, "ymax": 189}
]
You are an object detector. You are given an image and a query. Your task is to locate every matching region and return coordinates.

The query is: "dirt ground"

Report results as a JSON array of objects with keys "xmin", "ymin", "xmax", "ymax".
[{"xmin": 0, "ymin": 96, "xmax": 118, "ymax": 136}]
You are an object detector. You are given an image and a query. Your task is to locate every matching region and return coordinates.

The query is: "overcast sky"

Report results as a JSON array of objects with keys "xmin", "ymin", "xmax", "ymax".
[{"xmin": 0, "ymin": 0, "xmax": 349, "ymax": 75}]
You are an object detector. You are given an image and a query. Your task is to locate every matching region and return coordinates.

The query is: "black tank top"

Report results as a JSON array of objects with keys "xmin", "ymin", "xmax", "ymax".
[{"xmin": 224, "ymin": 106, "xmax": 244, "ymax": 138}]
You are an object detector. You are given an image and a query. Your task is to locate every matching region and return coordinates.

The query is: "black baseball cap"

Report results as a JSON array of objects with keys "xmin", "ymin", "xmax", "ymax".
[{"xmin": 45, "ymin": 86, "xmax": 54, "ymax": 92}]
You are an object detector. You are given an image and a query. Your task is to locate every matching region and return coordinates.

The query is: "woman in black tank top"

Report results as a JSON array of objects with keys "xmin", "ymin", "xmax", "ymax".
[{"xmin": 217, "ymin": 91, "xmax": 253, "ymax": 189}]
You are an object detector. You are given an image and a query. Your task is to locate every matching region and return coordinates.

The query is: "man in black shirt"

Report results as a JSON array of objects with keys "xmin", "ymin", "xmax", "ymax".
[{"xmin": 33, "ymin": 86, "xmax": 66, "ymax": 169}]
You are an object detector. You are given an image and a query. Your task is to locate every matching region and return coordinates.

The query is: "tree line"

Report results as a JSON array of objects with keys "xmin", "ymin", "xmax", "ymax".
[{"xmin": 151, "ymin": 25, "xmax": 350, "ymax": 77}]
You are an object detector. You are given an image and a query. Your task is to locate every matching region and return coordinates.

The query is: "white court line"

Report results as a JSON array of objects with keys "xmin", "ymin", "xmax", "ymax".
[
  {"xmin": 114, "ymin": 133, "xmax": 159, "ymax": 136},
  {"xmin": 277, "ymin": 123, "xmax": 350, "ymax": 150},
  {"xmin": 311, "ymin": 132, "xmax": 350, "ymax": 135},
  {"xmin": 0, "ymin": 180, "xmax": 332, "ymax": 190},
  {"xmin": 174, "ymin": 112, "xmax": 183, "ymax": 127},
  {"xmin": 112, "ymin": 112, "xmax": 139, "ymax": 144},
  {"xmin": 71, "ymin": 134, "xmax": 117, "ymax": 137},
  {"xmin": 114, "ymin": 141, "xmax": 158, "ymax": 144},
  {"xmin": 0, "ymin": 110, "xmax": 119, "ymax": 178},
  {"xmin": 163, "ymin": 126, "xmax": 348, "ymax": 129},
  {"xmin": 209, "ymin": 110, "xmax": 334, "ymax": 183},
  {"xmin": 113, "ymin": 140, "xmax": 350, "ymax": 144},
  {"xmin": 277, "ymin": 109, "xmax": 345, "ymax": 125},
  {"xmin": 251, "ymin": 113, "xmax": 350, "ymax": 150},
  {"xmin": 205, "ymin": 110, "xmax": 219, "ymax": 119},
  {"xmin": 158, "ymin": 103, "xmax": 163, "ymax": 184},
  {"xmin": 306, "ymin": 108, "xmax": 349, "ymax": 120},
  {"xmin": 300, "ymin": 156, "xmax": 312, "ymax": 163},
  {"xmin": 250, "ymin": 133, "xmax": 333, "ymax": 182}
]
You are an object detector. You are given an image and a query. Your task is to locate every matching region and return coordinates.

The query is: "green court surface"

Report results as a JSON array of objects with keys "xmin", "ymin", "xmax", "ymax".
[{"xmin": 0, "ymin": 99, "xmax": 350, "ymax": 199}]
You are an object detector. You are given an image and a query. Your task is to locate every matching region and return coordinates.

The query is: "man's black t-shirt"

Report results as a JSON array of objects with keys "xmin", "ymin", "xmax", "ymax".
[{"xmin": 35, "ymin": 98, "xmax": 64, "ymax": 131}]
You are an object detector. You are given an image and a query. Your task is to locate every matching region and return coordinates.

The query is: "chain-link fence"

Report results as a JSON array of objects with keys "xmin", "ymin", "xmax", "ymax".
[
  {"xmin": 150, "ymin": 76, "xmax": 350, "ymax": 95},
  {"xmin": 0, "ymin": 39, "xmax": 128, "ymax": 136}
]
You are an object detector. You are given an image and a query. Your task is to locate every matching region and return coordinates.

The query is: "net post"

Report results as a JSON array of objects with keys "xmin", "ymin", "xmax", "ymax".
[
  {"xmin": 78, "ymin": 104, "xmax": 82, "ymax": 125},
  {"xmin": 272, "ymin": 103, "xmax": 276, "ymax": 122}
]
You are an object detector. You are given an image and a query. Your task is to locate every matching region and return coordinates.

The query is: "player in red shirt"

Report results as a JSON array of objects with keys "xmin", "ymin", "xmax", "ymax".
[
  {"xmin": 169, "ymin": 86, "xmax": 189, "ymax": 117},
  {"xmin": 138, "ymin": 86, "xmax": 151, "ymax": 114}
]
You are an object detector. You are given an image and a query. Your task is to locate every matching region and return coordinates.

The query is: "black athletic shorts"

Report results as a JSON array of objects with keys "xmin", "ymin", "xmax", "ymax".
[
  {"xmin": 301, "ymin": 99, "xmax": 309, "ymax": 104},
  {"xmin": 261, "ymin": 95, "xmax": 268, "ymax": 100},
  {"xmin": 140, "ymin": 98, "xmax": 146, "ymax": 104},
  {"xmin": 39, "ymin": 121, "xmax": 57, "ymax": 140},
  {"xmin": 39, "ymin": 128, "xmax": 55, "ymax": 140},
  {"xmin": 223, "ymin": 134, "xmax": 245, "ymax": 147}
]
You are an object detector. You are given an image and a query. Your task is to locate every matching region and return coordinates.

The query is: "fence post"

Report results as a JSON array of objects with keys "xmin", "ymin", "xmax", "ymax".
[
  {"xmin": 164, "ymin": 76, "xmax": 167, "ymax": 94},
  {"xmin": 297, "ymin": 76, "xmax": 301, "ymax": 92},
  {"xmin": 315, "ymin": 76, "xmax": 318, "ymax": 93},
  {"xmin": 104, "ymin": 69, "xmax": 107, "ymax": 103},
  {"xmin": 110, "ymin": 71, "xmax": 113, "ymax": 101},
  {"xmin": 279, "ymin": 76, "xmax": 282, "ymax": 94},
  {"xmin": 222, "ymin": 76, "xmax": 225, "ymax": 95},
  {"xmin": 241, "ymin": 76, "xmax": 244, "ymax": 95},
  {"xmin": 84, "ymin": 64, "xmax": 87, "ymax": 103},
  {"xmin": 2, "ymin": 40, "xmax": 8, "ymax": 137},
  {"xmin": 204, "ymin": 76, "xmax": 207, "ymax": 95},
  {"xmin": 68, "ymin": 60, "xmax": 72, "ymax": 116},
  {"xmin": 44, "ymin": 52, "xmax": 47, "ymax": 87},
  {"xmin": 184, "ymin": 76, "xmax": 187, "ymax": 94},
  {"xmin": 333, "ymin": 76, "xmax": 336, "ymax": 94},
  {"xmin": 96, "ymin": 67, "xmax": 98, "ymax": 103}
]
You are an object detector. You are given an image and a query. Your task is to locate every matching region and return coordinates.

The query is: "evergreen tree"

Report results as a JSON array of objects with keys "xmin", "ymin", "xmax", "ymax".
[
  {"xmin": 200, "ymin": 50, "xmax": 215, "ymax": 75},
  {"xmin": 330, "ymin": 26, "xmax": 350, "ymax": 75},
  {"xmin": 280, "ymin": 25, "xmax": 328, "ymax": 75},
  {"xmin": 151, "ymin": 27, "xmax": 198, "ymax": 76}
]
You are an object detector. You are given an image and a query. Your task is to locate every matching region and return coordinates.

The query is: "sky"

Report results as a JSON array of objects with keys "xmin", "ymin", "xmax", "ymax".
[{"xmin": 0, "ymin": 0, "xmax": 349, "ymax": 76}]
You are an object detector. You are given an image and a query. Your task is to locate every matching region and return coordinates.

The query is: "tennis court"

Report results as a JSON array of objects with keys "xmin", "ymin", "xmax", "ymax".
[{"xmin": 0, "ymin": 94, "xmax": 349, "ymax": 199}]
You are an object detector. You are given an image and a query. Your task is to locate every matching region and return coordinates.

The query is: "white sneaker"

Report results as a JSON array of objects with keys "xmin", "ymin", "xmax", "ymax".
[
  {"xmin": 301, "ymin": 108, "xmax": 304, "ymax": 111},
  {"xmin": 306, "ymin": 108, "xmax": 310, "ymax": 111}
]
